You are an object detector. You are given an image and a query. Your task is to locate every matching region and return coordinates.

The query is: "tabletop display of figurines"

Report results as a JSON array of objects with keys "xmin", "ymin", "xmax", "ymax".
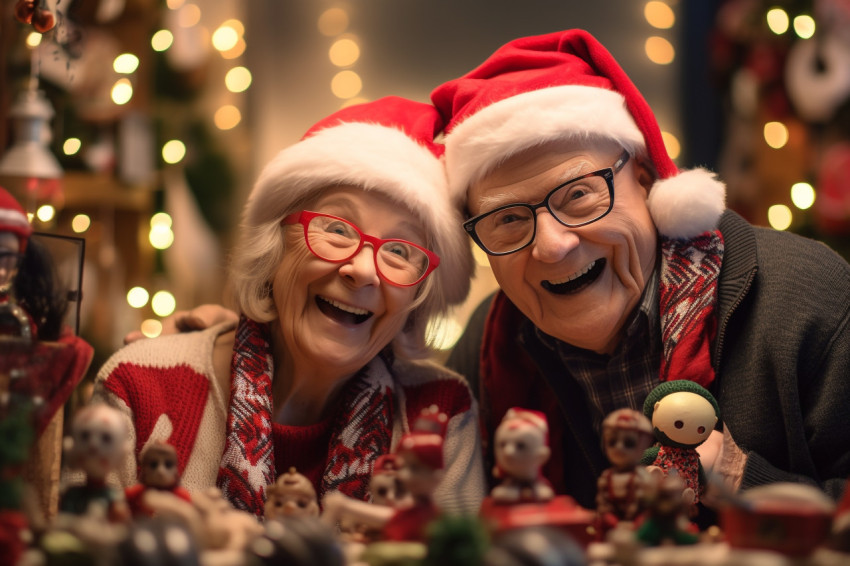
[
  {"xmin": 7, "ymin": 396, "xmax": 850, "ymax": 566},
  {"xmin": 319, "ymin": 406, "xmax": 451, "ymax": 564}
]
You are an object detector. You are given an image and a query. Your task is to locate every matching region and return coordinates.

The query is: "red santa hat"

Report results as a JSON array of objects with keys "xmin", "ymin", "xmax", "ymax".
[
  {"xmin": 244, "ymin": 96, "xmax": 472, "ymax": 305},
  {"xmin": 411, "ymin": 404, "xmax": 449, "ymax": 437},
  {"xmin": 372, "ymin": 454, "xmax": 402, "ymax": 476},
  {"xmin": 431, "ymin": 29, "xmax": 726, "ymax": 239},
  {"xmin": 397, "ymin": 431, "xmax": 444, "ymax": 470},
  {"xmin": 501, "ymin": 407, "xmax": 549, "ymax": 444},
  {"xmin": 0, "ymin": 186, "xmax": 32, "ymax": 252}
]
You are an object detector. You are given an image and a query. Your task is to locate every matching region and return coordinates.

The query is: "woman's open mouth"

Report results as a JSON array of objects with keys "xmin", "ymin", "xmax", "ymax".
[
  {"xmin": 316, "ymin": 296, "xmax": 373, "ymax": 325},
  {"xmin": 540, "ymin": 258, "xmax": 606, "ymax": 295}
]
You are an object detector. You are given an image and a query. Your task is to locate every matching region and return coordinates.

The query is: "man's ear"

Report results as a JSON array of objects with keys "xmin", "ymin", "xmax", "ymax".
[
  {"xmin": 634, "ymin": 157, "xmax": 655, "ymax": 193},
  {"xmin": 538, "ymin": 445, "xmax": 551, "ymax": 465}
]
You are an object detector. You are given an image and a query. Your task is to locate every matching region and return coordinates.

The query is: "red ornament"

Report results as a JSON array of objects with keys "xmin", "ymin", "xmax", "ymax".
[
  {"xmin": 14, "ymin": 0, "xmax": 35, "ymax": 24},
  {"xmin": 14, "ymin": 0, "xmax": 55, "ymax": 33},
  {"xmin": 31, "ymin": 8, "xmax": 55, "ymax": 32}
]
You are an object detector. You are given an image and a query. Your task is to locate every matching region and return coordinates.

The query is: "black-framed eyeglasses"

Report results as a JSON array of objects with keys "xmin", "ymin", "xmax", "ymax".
[
  {"xmin": 463, "ymin": 150, "xmax": 631, "ymax": 256},
  {"xmin": 281, "ymin": 210, "xmax": 440, "ymax": 287}
]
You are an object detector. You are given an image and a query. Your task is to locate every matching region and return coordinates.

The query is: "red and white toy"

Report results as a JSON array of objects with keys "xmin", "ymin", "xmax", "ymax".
[{"xmin": 491, "ymin": 407, "xmax": 554, "ymax": 504}]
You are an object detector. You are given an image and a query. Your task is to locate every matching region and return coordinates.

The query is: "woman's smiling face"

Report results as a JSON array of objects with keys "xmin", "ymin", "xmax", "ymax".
[
  {"xmin": 468, "ymin": 139, "xmax": 658, "ymax": 354},
  {"xmin": 272, "ymin": 185, "xmax": 427, "ymax": 378}
]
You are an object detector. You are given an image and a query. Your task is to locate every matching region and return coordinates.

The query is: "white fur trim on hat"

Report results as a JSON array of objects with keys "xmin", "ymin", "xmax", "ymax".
[
  {"xmin": 648, "ymin": 168, "xmax": 726, "ymax": 239},
  {"xmin": 246, "ymin": 122, "xmax": 472, "ymax": 305},
  {"xmin": 0, "ymin": 208, "xmax": 30, "ymax": 232},
  {"xmin": 444, "ymin": 84, "xmax": 644, "ymax": 203}
]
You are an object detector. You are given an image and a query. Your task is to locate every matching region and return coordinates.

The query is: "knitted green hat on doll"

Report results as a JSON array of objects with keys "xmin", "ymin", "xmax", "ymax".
[{"xmin": 643, "ymin": 381, "xmax": 719, "ymax": 429}]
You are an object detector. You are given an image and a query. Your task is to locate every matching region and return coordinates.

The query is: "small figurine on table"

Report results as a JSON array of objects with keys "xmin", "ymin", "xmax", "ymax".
[
  {"xmin": 322, "ymin": 409, "xmax": 448, "ymax": 544},
  {"xmin": 60, "ymin": 404, "xmax": 131, "ymax": 522},
  {"xmin": 490, "ymin": 407, "xmax": 554, "ymax": 504},
  {"xmin": 634, "ymin": 472, "xmax": 699, "ymax": 546},
  {"xmin": 369, "ymin": 454, "xmax": 409, "ymax": 508},
  {"xmin": 640, "ymin": 381, "xmax": 719, "ymax": 507},
  {"xmin": 597, "ymin": 408, "xmax": 656, "ymax": 525},
  {"xmin": 337, "ymin": 454, "xmax": 410, "ymax": 545},
  {"xmin": 380, "ymin": 427, "xmax": 445, "ymax": 542},
  {"xmin": 264, "ymin": 467, "xmax": 320, "ymax": 521},
  {"xmin": 124, "ymin": 440, "xmax": 192, "ymax": 518}
]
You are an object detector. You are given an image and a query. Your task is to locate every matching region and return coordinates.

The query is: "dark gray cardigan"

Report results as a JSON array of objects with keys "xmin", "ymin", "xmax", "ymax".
[{"xmin": 711, "ymin": 210, "xmax": 850, "ymax": 498}]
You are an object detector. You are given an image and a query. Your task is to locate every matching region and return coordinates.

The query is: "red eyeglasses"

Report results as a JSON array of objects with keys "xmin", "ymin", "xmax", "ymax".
[{"xmin": 282, "ymin": 210, "xmax": 440, "ymax": 287}]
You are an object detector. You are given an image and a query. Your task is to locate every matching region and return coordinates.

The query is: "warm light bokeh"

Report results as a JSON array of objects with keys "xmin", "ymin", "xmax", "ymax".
[{"xmin": 645, "ymin": 36, "xmax": 675, "ymax": 64}]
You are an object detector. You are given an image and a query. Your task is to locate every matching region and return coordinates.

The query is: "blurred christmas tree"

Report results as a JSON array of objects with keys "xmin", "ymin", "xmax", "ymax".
[{"xmin": 711, "ymin": 0, "xmax": 850, "ymax": 259}]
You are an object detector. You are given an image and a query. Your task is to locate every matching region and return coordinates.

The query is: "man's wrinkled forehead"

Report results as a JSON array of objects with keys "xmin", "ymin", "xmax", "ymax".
[{"xmin": 467, "ymin": 137, "xmax": 623, "ymax": 213}]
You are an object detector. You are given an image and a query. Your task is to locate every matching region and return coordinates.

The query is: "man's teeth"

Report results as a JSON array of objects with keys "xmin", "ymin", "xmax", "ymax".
[
  {"xmin": 319, "ymin": 296, "xmax": 370, "ymax": 315},
  {"xmin": 548, "ymin": 261, "xmax": 596, "ymax": 285}
]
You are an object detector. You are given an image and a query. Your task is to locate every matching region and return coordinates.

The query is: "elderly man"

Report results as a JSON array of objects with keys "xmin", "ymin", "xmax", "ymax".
[{"xmin": 432, "ymin": 29, "xmax": 850, "ymax": 514}]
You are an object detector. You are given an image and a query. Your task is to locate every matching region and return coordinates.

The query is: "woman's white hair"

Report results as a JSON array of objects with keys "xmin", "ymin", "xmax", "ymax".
[{"xmin": 225, "ymin": 100, "xmax": 475, "ymax": 360}]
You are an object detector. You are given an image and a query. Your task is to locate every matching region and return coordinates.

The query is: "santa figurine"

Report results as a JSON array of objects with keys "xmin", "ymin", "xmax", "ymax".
[
  {"xmin": 60, "ymin": 404, "xmax": 131, "ymax": 522},
  {"xmin": 0, "ymin": 187, "xmax": 34, "ymax": 339},
  {"xmin": 0, "ymin": 186, "xmax": 94, "ymax": 431},
  {"xmin": 597, "ymin": 408, "xmax": 656, "ymax": 526},
  {"xmin": 379, "ymin": 426, "xmax": 445, "ymax": 542},
  {"xmin": 124, "ymin": 440, "xmax": 192, "ymax": 518},
  {"xmin": 490, "ymin": 407, "xmax": 554, "ymax": 504}
]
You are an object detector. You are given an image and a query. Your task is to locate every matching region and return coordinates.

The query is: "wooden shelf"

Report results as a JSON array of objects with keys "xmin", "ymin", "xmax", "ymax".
[{"xmin": 61, "ymin": 171, "xmax": 155, "ymax": 212}]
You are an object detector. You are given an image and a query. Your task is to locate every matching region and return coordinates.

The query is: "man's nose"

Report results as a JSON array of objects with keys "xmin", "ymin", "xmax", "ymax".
[{"xmin": 530, "ymin": 210, "xmax": 580, "ymax": 262}]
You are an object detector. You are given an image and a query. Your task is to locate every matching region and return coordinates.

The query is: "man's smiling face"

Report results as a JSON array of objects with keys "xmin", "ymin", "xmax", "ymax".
[{"xmin": 468, "ymin": 139, "xmax": 658, "ymax": 354}]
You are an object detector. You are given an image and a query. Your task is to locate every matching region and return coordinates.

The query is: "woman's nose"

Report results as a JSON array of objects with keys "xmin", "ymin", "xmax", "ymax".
[
  {"xmin": 530, "ymin": 211, "xmax": 580, "ymax": 263},
  {"xmin": 338, "ymin": 244, "xmax": 381, "ymax": 286}
]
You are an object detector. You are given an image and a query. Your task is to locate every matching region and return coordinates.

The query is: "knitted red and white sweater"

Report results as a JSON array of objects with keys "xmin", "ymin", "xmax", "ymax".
[{"xmin": 90, "ymin": 322, "xmax": 485, "ymax": 514}]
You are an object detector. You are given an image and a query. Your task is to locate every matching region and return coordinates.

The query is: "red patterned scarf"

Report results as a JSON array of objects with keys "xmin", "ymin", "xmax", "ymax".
[
  {"xmin": 216, "ymin": 317, "xmax": 395, "ymax": 516},
  {"xmin": 658, "ymin": 231, "xmax": 725, "ymax": 387}
]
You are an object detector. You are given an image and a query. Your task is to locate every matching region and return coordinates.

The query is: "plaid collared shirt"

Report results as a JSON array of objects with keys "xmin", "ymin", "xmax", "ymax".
[{"xmin": 535, "ymin": 268, "xmax": 661, "ymax": 435}]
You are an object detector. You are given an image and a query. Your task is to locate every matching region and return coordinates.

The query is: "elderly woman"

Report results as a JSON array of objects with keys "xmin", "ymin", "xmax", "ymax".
[{"xmin": 90, "ymin": 97, "xmax": 485, "ymax": 516}]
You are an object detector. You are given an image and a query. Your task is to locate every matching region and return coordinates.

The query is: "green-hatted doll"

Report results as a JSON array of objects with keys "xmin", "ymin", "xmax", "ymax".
[{"xmin": 640, "ymin": 380, "xmax": 720, "ymax": 506}]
